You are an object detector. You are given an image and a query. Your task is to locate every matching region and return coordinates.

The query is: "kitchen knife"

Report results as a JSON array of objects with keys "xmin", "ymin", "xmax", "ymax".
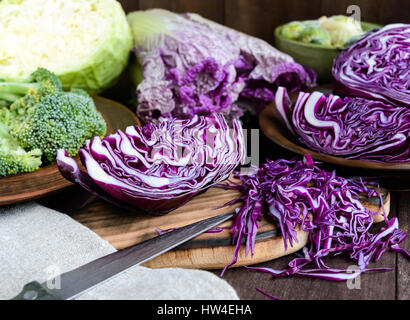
[{"xmin": 12, "ymin": 211, "xmax": 234, "ymax": 300}]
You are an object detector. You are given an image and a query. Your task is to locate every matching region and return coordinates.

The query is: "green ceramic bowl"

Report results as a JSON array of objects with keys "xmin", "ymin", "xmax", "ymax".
[{"xmin": 274, "ymin": 21, "xmax": 382, "ymax": 83}]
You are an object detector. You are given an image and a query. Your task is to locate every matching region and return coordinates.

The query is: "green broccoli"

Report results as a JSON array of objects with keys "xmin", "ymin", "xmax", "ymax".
[
  {"xmin": 0, "ymin": 68, "xmax": 107, "ymax": 170},
  {"xmin": 0, "ymin": 120, "xmax": 42, "ymax": 177},
  {"xmin": 0, "ymin": 68, "xmax": 62, "ymax": 104}
]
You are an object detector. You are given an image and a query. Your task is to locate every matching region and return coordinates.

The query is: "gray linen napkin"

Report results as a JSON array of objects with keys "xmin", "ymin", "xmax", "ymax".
[{"xmin": 0, "ymin": 202, "xmax": 239, "ymax": 300}]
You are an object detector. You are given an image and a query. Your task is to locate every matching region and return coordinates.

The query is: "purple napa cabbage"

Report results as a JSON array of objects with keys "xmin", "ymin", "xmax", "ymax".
[
  {"xmin": 57, "ymin": 114, "xmax": 245, "ymax": 215},
  {"xmin": 127, "ymin": 9, "xmax": 316, "ymax": 123},
  {"xmin": 218, "ymin": 155, "xmax": 409, "ymax": 280},
  {"xmin": 332, "ymin": 24, "xmax": 410, "ymax": 108},
  {"xmin": 275, "ymin": 87, "xmax": 410, "ymax": 162}
]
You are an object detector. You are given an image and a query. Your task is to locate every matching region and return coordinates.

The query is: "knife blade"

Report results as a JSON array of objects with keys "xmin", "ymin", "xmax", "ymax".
[{"xmin": 12, "ymin": 211, "xmax": 234, "ymax": 300}]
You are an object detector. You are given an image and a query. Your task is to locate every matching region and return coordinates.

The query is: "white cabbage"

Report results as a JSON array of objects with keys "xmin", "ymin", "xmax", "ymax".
[{"xmin": 0, "ymin": 0, "xmax": 133, "ymax": 93}]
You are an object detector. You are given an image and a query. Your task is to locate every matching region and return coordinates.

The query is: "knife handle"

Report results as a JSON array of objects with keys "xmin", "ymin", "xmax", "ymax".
[{"xmin": 11, "ymin": 281, "xmax": 60, "ymax": 300}]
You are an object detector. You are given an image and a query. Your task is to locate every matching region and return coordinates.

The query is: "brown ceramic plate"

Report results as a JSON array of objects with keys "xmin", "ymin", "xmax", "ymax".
[
  {"xmin": 259, "ymin": 85, "xmax": 410, "ymax": 172},
  {"xmin": 0, "ymin": 96, "xmax": 141, "ymax": 206}
]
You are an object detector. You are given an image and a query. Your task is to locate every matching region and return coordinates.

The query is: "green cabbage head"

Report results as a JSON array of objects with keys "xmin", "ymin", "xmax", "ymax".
[{"xmin": 0, "ymin": 0, "xmax": 133, "ymax": 93}]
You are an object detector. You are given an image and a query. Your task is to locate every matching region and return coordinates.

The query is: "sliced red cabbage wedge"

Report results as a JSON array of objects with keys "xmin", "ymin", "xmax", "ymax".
[
  {"xmin": 274, "ymin": 86, "xmax": 295, "ymax": 135},
  {"xmin": 57, "ymin": 114, "xmax": 245, "ymax": 215},
  {"xmin": 218, "ymin": 155, "xmax": 409, "ymax": 280},
  {"xmin": 332, "ymin": 24, "xmax": 410, "ymax": 108},
  {"xmin": 275, "ymin": 87, "xmax": 410, "ymax": 162}
]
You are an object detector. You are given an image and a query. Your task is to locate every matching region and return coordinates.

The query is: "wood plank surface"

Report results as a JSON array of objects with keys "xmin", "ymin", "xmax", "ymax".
[
  {"xmin": 137, "ymin": 0, "xmax": 225, "ymax": 23},
  {"xmin": 321, "ymin": 0, "xmax": 410, "ymax": 25},
  {"xmin": 397, "ymin": 192, "xmax": 410, "ymax": 300},
  {"xmin": 215, "ymin": 249, "xmax": 398, "ymax": 300},
  {"xmin": 119, "ymin": 0, "xmax": 139, "ymax": 13},
  {"xmin": 224, "ymin": 0, "xmax": 322, "ymax": 43}
]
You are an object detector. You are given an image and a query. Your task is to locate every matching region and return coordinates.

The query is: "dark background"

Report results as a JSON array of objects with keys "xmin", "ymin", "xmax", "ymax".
[{"xmin": 118, "ymin": 0, "xmax": 409, "ymax": 43}]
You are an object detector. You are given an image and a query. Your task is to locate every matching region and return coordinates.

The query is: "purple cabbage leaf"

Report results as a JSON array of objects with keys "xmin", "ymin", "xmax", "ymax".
[
  {"xmin": 127, "ymin": 9, "xmax": 316, "ymax": 123},
  {"xmin": 275, "ymin": 86, "xmax": 410, "ymax": 162},
  {"xmin": 332, "ymin": 24, "xmax": 410, "ymax": 108}
]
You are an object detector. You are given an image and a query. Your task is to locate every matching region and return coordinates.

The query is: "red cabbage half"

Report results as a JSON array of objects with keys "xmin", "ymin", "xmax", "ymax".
[
  {"xmin": 127, "ymin": 9, "xmax": 316, "ymax": 123},
  {"xmin": 57, "ymin": 114, "xmax": 245, "ymax": 215},
  {"xmin": 218, "ymin": 155, "xmax": 409, "ymax": 280},
  {"xmin": 332, "ymin": 24, "xmax": 410, "ymax": 108},
  {"xmin": 275, "ymin": 87, "xmax": 410, "ymax": 162}
]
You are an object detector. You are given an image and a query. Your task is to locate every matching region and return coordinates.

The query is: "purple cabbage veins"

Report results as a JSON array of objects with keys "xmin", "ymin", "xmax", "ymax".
[
  {"xmin": 57, "ymin": 114, "xmax": 245, "ymax": 215},
  {"xmin": 332, "ymin": 24, "xmax": 410, "ymax": 108},
  {"xmin": 127, "ymin": 9, "xmax": 316, "ymax": 123},
  {"xmin": 275, "ymin": 87, "xmax": 410, "ymax": 162}
]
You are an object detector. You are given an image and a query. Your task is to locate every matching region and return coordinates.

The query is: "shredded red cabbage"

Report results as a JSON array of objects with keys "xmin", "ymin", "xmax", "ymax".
[
  {"xmin": 332, "ymin": 24, "xmax": 410, "ymax": 108},
  {"xmin": 57, "ymin": 114, "xmax": 245, "ymax": 215},
  {"xmin": 275, "ymin": 87, "xmax": 410, "ymax": 162},
  {"xmin": 255, "ymin": 288, "xmax": 280, "ymax": 300},
  {"xmin": 218, "ymin": 155, "xmax": 409, "ymax": 281}
]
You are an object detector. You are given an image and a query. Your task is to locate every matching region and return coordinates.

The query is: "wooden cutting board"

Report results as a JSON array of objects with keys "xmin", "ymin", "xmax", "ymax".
[{"xmin": 53, "ymin": 182, "xmax": 391, "ymax": 270}]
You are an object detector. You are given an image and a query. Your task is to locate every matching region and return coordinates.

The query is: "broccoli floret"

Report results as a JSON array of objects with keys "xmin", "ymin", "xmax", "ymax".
[
  {"xmin": 9, "ymin": 88, "xmax": 107, "ymax": 164},
  {"xmin": 0, "ymin": 122, "xmax": 42, "ymax": 177},
  {"xmin": 1, "ymin": 68, "xmax": 107, "ymax": 165},
  {"xmin": 24, "ymin": 68, "xmax": 63, "ymax": 91},
  {"xmin": 0, "ymin": 68, "xmax": 62, "ymax": 104}
]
